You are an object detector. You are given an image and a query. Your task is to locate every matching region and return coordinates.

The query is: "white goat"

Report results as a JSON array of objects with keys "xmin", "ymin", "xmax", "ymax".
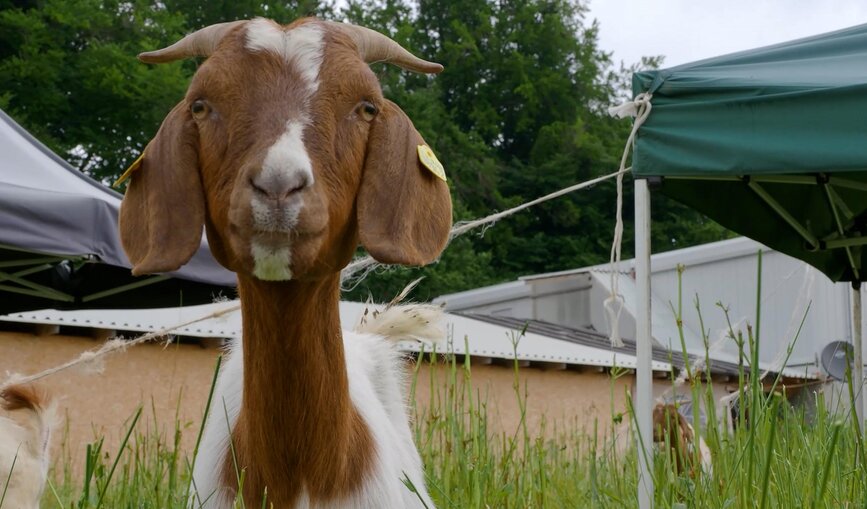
[
  {"xmin": 0, "ymin": 385, "xmax": 56, "ymax": 509},
  {"xmin": 120, "ymin": 17, "xmax": 452, "ymax": 508}
]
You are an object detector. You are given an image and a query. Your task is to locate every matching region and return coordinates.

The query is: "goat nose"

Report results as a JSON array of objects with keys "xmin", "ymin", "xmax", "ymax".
[{"xmin": 250, "ymin": 170, "xmax": 311, "ymax": 201}]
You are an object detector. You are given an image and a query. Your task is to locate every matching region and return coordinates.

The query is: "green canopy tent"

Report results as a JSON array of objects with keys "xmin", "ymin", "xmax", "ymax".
[{"xmin": 627, "ymin": 23, "xmax": 867, "ymax": 508}]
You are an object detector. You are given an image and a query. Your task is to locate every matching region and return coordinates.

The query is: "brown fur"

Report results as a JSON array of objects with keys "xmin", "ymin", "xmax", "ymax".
[
  {"xmin": 357, "ymin": 100, "xmax": 452, "ymax": 265},
  {"xmin": 0, "ymin": 385, "xmax": 46, "ymax": 413},
  {"xmin": 120, "ymin": 17, "xmax": 451, "ymax": 507},
  {"xmin": 652, "ymin": 403, "xmax": 700, "ymax": 477},
  {"xmin": 119, "ymin": 102, "xmax": 204, "ymax": 276},
  {"xmin": 221, "ymin": 275, "xmax": 374, "ymax": 504}
]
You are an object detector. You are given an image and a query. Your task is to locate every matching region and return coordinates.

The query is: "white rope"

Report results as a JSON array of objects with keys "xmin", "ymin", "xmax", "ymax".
[
  {"xmin": 0, "ymin": 303, "xmax": 241, "ymax": 391},
  {"xmin": 341, "ymin": 167, "xmax": 632, "ymax": 285},
  {"xmin": 5, "ymin": 166, "xmax": 633, "ymax": 389},
  {"xmin": 605, "ymin": 92, "xmax": 653, "ymax": 347}
]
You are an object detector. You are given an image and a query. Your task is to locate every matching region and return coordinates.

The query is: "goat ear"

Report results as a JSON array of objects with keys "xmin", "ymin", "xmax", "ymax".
[
  {"xmin": 357, "ymin": 100, "xmax": 452, "ymax": 266},
  {"xmin": 119, "ymin": 102, "xmax": 204, "ymax": 276}
]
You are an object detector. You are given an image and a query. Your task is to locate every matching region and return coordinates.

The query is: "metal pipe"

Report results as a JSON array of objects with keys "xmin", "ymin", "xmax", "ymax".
[
  {"xmin": 853, "ymin": 283, "xmax": 864, "ymax": 434},
  {"xmin": 634, "ymin": 178, "xmax": 654, "ymax": 509},
  {"xmin": 747, "ymin": 181, "xmax": 819, "ymax": 249},
  {"xmin": 823, "ymin": 184, "xmax": 859, "ymax": 279},
  {"xmin": 823, "ymin": 237, "xmax": 867, "ymax": 250},
  {"xmin": 82, "ymin": 275, "xmax": 170, "ymax": 302}
]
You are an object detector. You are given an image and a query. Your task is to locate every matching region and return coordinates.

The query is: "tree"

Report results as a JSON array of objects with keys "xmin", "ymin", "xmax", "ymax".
[
  {"xmin": 0, "ymin": 0, "xmax": 731, "ymax": 301},
  {"xmin": 0, "ymin": 0, "xmax": 194, "ymax": 180}
]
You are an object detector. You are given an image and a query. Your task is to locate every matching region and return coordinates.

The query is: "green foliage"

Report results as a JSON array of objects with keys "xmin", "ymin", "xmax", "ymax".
[
  {"xmin": 0, "ymin": 0, "xmax": 192, "ymax": 180},
  {"xmin": 0, "ymin": 0, "xmax": 732, "ymax": 299}
]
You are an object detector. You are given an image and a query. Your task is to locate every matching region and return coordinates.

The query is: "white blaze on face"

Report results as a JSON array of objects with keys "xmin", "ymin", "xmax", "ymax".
[
  {"xmin": 250, "ymin": 122, "xmax": 314, "ymax": 281},
  {"xmin": 251, "ymin": 121, "xmax": 313, "ymax": 231},
  {"xmin": 244, "ymin": 19, "xmax": 324, "ymax": 282},
  {"xmin": 245, "ymin": 18, "xmax": 324, "ymax": 93}
]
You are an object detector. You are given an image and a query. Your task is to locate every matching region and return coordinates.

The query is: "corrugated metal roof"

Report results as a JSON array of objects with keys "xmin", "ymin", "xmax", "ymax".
[
  {"xmin": 457, "ymin": 312, "xmax": 819, "ymax": 380},
  {"xmin": 0, "ymin": 301, "xmax": 673, "ymax": 371}
]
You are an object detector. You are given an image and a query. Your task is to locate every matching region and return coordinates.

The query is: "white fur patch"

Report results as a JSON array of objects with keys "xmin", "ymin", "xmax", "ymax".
[
  {"xmin": 261, "ymin": 121, "xmax": 314, "ymax": 190},
  {"xmin": 189, "ymin": 338, "xmax": 244, "ymax": 508},
  {"xmin": 189, "ymin": 330, "xmax": 436, "ymax": 509},
  {"xmin": 250, "ymin": 121, "xmax": 313, "ymax": 233},
  {"xmin": 251, "ymin": 244, "xmax": 293, "ymax": 281},
  {"xmin": 354, "ymin": 304, "xmax": 444, "ymax": 344},
  {"xmin": 0, "ymin": 393, "xmax": 57, "ymax": 509},
  {"xmin": 245, "ymin": 18, "xmax": 324, "ymax": 92}
]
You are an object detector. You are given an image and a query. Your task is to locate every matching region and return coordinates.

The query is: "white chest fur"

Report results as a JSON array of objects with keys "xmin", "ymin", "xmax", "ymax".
[{"xmin": 189, "ymin": 329, "xmax": 434, "ymax": 509}]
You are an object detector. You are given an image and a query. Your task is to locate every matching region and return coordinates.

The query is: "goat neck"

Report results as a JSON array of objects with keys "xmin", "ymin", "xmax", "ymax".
[{"xmin": 229, "ymin": 273, "xmax": 373, "ymax": 505}]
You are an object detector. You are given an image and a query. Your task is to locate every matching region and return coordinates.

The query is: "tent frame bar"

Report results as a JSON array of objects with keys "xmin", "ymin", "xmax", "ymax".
[
  {"xmin": 0, "ymin": 256, "xmax": 68, "ymax": 269},
  {"xmin": 747, "ymin": 181, "xmax": 820, "ymax": 249},
  {"xmin": 81, "ymin": 275, "xmax": 170, "ymax": 302},
  {"xmin": 0, "ymin": 264, "xmax": 74, "ymax": 301},
  {"xmin": 0, "ymin": 247, "xmax": 177, "ymax": 306},
  {"xmin": 823, "ymin": 183, "xmax": 859, "ymax": 279},
  {"xmin": 824, "ymin": 237, "xmax": 867, "ymax": 250},
  {"xmin": 665, "ymin": 174, "xmax": 867, "ymax": 191},
  {"xmin": 0, "ymin": 283, "xmax": 74, "ymax": 301}
]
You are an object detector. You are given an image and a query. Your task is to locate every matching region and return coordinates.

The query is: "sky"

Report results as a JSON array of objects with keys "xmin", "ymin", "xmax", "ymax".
[{"xmin": 587, "ymin": 0, "xmax": 867, "ymax": 68}]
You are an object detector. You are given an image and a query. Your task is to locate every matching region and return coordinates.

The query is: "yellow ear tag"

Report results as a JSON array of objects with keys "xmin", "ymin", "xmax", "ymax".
[
  {"xmin": 417, "ymin": 145, "xmax": 447, "ymax": 182},
  {"xmin": 113, "ymin": 152, "xmax": 145, "ymax": 189}
]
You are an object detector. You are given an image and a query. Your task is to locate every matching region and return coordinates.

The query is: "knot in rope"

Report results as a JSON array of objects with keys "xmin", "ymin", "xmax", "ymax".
[
  {"xmin": 608, "ymin": 92, "xmax": 653, "ymax": 121},
  {"xmin": 605, "ymin": 92, "xmax": 653, "ymax": 348}
]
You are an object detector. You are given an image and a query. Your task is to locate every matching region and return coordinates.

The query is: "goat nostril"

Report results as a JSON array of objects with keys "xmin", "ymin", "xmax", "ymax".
[
  {"xmin": 251, "ymin": 172, "xmax": 311, "ymax": 201},
  {"xmin": 250, "ymin": 177, "xmax": 271, "ymax": 197},
  {"xmin": 282, "ymin": 181, "xmax": 307, "ymax": 200}
]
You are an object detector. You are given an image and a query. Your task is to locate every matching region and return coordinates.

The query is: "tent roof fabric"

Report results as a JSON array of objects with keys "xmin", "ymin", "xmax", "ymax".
[
  {"xmin": 0, "ymin": 108, "xmax": 236, "ymax": 312},
  {"xmin": 0, "ymin": 108, "xmax": 235, "ymax": 287},
  {"xmin": 632, "ymin": 23, "xmax": 867, "ymax": 283}
]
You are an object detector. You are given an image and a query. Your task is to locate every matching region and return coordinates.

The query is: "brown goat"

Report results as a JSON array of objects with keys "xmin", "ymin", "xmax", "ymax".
[
  {"xmin": 652, "ymin": 403, "xmax": 713, "ymax": 477},
  {"xmin": 120, "ymin": 17, "xmax": 451, "ymax": 508}
]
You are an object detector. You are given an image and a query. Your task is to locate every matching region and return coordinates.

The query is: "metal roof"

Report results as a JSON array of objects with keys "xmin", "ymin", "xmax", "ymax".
[
  {"xmin": 457, "ymin": 312, "xmax": 818, "ymax": 380},
  {"xmin": 0, "ymin": 301, "xmax": 673, "ymax": 371}
]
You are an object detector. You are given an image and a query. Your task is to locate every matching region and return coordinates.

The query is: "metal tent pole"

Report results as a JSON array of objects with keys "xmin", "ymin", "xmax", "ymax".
[
  {"xmin": 854, "ymin": 282, "xmax": 863, "ymax": 433},
  {"xmin": 635, "ymin": 178, "xmax": 653, "ymax": 509}
]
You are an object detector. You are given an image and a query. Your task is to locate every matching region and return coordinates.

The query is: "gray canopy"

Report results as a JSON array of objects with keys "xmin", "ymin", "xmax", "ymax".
[{"xmin": 0, "ymin": 109, "xmax": 235, "ymax": 313}]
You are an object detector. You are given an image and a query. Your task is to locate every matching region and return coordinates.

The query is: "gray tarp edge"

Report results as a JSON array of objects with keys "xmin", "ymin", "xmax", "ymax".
[{"xmin": 0, "ymin": 108, "xmax": 236, "ymax": 287}]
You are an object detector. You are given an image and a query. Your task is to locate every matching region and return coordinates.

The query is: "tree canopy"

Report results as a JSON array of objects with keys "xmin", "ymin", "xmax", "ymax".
[{"xmin": 0, "ymin": 0, "xmax": 732, "ymax": 301}]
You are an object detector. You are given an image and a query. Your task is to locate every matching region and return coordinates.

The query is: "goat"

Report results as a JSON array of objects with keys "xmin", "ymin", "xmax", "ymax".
[
  {"xmin": 119, "ymin": 17, "xmax": 452, "ymax": 508},
  {"xmin": 608, "ymin": 403, "xmax": 712, "ymax": 478},
  {"xmin": 0, "ymin": 384, "xmax": 57, "ymax": 509},
  {"xmin": 652, "ymin": 403, "xmax": 712, "ymax": 477}
]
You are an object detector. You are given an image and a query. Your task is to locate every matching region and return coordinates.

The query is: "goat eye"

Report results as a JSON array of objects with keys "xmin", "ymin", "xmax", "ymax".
[
  {"xmin": 190, "ymin": 100, "xmax": 209, "ymax": 120},
  {"xmin": 358, "ymin": 101, "xmax": 378, "ymax": 122}
]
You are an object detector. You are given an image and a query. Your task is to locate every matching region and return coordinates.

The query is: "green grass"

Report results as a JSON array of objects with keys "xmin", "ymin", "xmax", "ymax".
[
  {"xmin": 30, "ymin": 260, "xmax": 867, "ymax": 508},
  {"xmin": 34, "ymin": 344, "xmax": 866, "ymax": 509}
]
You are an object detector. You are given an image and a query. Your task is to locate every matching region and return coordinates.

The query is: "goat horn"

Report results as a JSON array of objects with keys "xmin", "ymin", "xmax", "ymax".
[
  {"xmin": 138, "ymin": 20, "xmax": 247, "ymax": 64},
  {"xmin": 327, "ymin": 22, "xmax": 443, "ymax": 74}
]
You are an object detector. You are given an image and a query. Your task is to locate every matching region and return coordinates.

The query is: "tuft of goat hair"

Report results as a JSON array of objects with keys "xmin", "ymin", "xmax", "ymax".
[
  {"xmin": 354, "ymin": 303, "xmax": 444, "ymax": 344},
  {"xmin": 354, "ymin": 277, "xmax": 444, "ymax": 343},
  {"xmin": 0, "ymin": 384, "xmax": 58, "ymax": 509}
]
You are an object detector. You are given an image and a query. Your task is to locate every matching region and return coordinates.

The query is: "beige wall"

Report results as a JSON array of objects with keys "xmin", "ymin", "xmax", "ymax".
[
  {"xmin": 413, "ymin": 361, "xmax": 632, "ymax": 438},
  {"xmin": 0, "ymin": 330, "xmax": 679, "ymax": 479},
  {"xmin": 0, "ymin": 331, "xmax": 218, "ymax": 479}
]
